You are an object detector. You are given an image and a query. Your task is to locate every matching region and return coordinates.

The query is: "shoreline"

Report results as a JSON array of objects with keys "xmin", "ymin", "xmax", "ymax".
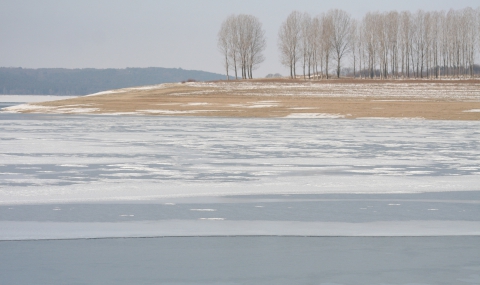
[{"xmin": 3, "ymin": 79, "xmax": 480, "ymax": 120}]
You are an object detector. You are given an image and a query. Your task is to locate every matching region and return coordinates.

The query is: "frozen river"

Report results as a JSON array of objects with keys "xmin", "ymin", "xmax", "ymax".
[
  {"xmin": 1, "ymin": 112, "xmax": 480, "ymax": 204},
  {"xmin": 1, "ymin": 107, "xmax": 480, "ymax": 284}
]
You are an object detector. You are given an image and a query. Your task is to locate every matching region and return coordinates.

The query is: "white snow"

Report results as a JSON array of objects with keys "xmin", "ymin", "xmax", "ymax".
[
  {"xmin": 3, "ymin": 104, "xmax": 54, "ymax": 112},
  {"xmin": 285, "ymin": 113, "xmax": 345, "ymax": 119},
  {"xmin": 0, "ymin": 95, "xmax": 77, "ymax": 103},
  {"xmin": 54, "ymin": 107, "xmax": 100, "ymax": 113},
  {"xmin": 139, "ymin": 110, "xmax": 201, "ymax": 114},
  {"xmin": 2, "ymin": 104, "xmax": 99, "ymax": 114},
  {"xmin": 187, "ymin": 102, "xmax": 210, "ymax": 106},
  {"xmin": 199, "ymin": 218, "xmax": 225, "ymax": 220},
  {"xmin": 357, "ymin": 117, "xmax": 425, "ymax": 120},
  {"xmin": 247, "ymin": 104, "xmax": 279, "ymax": 108},
  {"xmin": 85, "ymin": 83, "xmax": 173, "ymax": 97}
]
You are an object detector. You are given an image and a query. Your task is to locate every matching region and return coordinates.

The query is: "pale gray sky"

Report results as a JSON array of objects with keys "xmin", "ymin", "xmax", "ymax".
[{"xmin": 1, "ymin": 0, "xmax": 478, "ymax": 77}]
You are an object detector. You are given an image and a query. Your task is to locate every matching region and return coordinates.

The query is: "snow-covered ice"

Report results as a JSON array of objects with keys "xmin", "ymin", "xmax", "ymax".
[
  {"xmin": 0, "ymin": 95, "xmax": 77, "ymax": 103},
  {"xmin": 1, "ymin": 114, "xmax": 479, "ymax": 204}
]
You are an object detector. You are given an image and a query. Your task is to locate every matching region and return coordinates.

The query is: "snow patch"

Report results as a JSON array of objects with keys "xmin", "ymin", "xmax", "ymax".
[
  {"xmin": 2, "ymin": 104, "xmax": 99, "ymax": 114},
  {"xmin": 2, "ymin": 104, "xmax": 54, "ymax": 113},
  {"xmin": 0, "ymin": 95, "xmax": 77, "ymax": 103},
  {"xmin": 190, "ymin": 209, "xmax": 217, "ymax": 212},
  {"xmin": 285, "ymin": 113, "xmax": 345, "ymax": 119},
  {"xmin": 199, "ymin": 218, "xmax": 225, "ymax": 220},
  {"xmin": 86, "ymin": 83, "xmax": 173, "ymax": 97},
  {"xmin": 54, "ymin": 108, "xmax": 99, "ymax": 113},
  {"xmin": 187, "ymin": 102, "xmax": 210, "ymax": 106},
  {"xmin": 139, "ymin": 110, "xmax": 201, "ymax": 114}
]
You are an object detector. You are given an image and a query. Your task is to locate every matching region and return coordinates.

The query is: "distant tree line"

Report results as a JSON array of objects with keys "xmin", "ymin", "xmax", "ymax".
[
  {"xmin": 278, "ymin": 7, "xmax": 480, "ymax": 79},
  {"xmin": 0, "ymin": 67, "xmax": 225, "ymax": 95},
  {"xmin": 217, "ymin": 14, "xmax": 267, "ymax": 79}
]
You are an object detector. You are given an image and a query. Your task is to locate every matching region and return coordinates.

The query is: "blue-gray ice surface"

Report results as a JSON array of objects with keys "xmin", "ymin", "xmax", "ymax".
[{"xmin": 1, "ymin": 236, "xmax": 479, "ymax": 285}]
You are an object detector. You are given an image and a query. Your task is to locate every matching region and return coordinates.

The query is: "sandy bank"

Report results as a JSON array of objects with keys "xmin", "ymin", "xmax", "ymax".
[{"xmin": 4, "ymin": 79, "xmax": 480, "ymax": 120}]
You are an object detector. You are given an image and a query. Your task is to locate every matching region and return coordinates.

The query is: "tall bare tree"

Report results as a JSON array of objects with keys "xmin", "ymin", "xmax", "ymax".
[
  {"xmin": 218, "ymin": 16, "xmax": 234, "ymax": 80},
  {"xmin": 349, "ymin": 19, "xmax": 359, "ymax": 78},
  {"xmin": 311, "ymin": 15, "xmax": 324, "ymax": 79},
  {"xmin": 329, "ymin": 9, "xmax": 353, "ymax": 78},
  {"xmin": 277, "ymin": 6, "xmax": 480, "ymax": 80},
  {"xmin": 300, "ymin": 13, "xmax": 313, "ymax": 79},
  {"xmin": 321, "ymin": 13, "xmax": 334, "ymax": 79},
  {"xmin": 218, "ymin": 14, "xmax": 266, "ymax": 80},
  {"xmin": 278, "ymin": 11, "xmax": 302, "ymax": 78},
  {"xmin": 387, "ymin": 11, "xmax": 400, "ymax": 78}
]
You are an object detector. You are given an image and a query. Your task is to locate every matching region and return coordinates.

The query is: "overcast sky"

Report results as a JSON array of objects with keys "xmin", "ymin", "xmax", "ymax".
[{"xmin": 1, "ymin": 0, "xmax": 478, "ymax": 77}]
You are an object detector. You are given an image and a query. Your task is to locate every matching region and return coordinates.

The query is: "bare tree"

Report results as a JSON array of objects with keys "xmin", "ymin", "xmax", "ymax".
[
  {"xmin": 376, "ymin": 13, "xmax": 388, "ymax": 79},
  {"xmin": 399, "ymin": 11, "xmax": 412, "ymax": 78},
  {"xmin": 321, "ymin": 13, "xmax": 334, "ymax": 79},
  {"xmin": 217, "ymin": 16, "xmax": 233, "ymax": 80},
  {"xmin": 463, "ymin": 7, "xmax": 478, "ymax": 77},
  {"xmin": 311, "ymin": 15, "xmax": 323, "ymax": 79},
  {"xmin": 387, "ymin": 11, "xmax": 400, "ymax": 78},
  {"xmin": 277, "ymin": 6, "xmax": 480, "ymax": 80},
  {"xmin": 300, "ymin": 13, "xmax": 313, "ymax": 79},
  {"xmin": 239, "ymin": 15, "xmax": 266, "ymax": 79},
  {"xmin": 362, "ymin": 12, "xmax": 380, "ymax": 78},
  {"xmin": 328, "ymin": 9, "xmax": 352, "ymax": 78},
  {"xmin": 430, "ymin": 11, "xmax": 441, "ymax": 78},
  {"xmin": 349, "ymin": 19, "xmax": 359, "ymax": 78},
  {"xmin": 249, "ymin": 16, "xmax": 267, "ymax": 79},
  {"xmin": 278, "ymin": 11, "xmax": 302, "ymax": 78},
  {"xmin": 218, "ymin": 14, "xmax": 266, "ymax": 80}
]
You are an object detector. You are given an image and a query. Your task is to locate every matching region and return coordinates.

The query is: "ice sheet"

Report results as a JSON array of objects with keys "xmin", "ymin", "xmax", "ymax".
[
  {"xmin": 1, "ymin": 115, "xmax": 479, "ymax": 204},
  {"xmin": 2, "ymin": 236, "xmax": 479, "ymax": 285},
  {"xmin": 2, "ymin": 220, "xmax": 479, "ymax": 240},
  {"xmin": 0, "ymin": 95, "xmax": 77, "ymax": 103}
]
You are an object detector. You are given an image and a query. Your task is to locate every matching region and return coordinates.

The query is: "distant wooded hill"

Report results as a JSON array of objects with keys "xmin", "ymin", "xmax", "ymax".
[{"xmin": 0, "ymin": 67, "xmax": 225, "ymax": 95}]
